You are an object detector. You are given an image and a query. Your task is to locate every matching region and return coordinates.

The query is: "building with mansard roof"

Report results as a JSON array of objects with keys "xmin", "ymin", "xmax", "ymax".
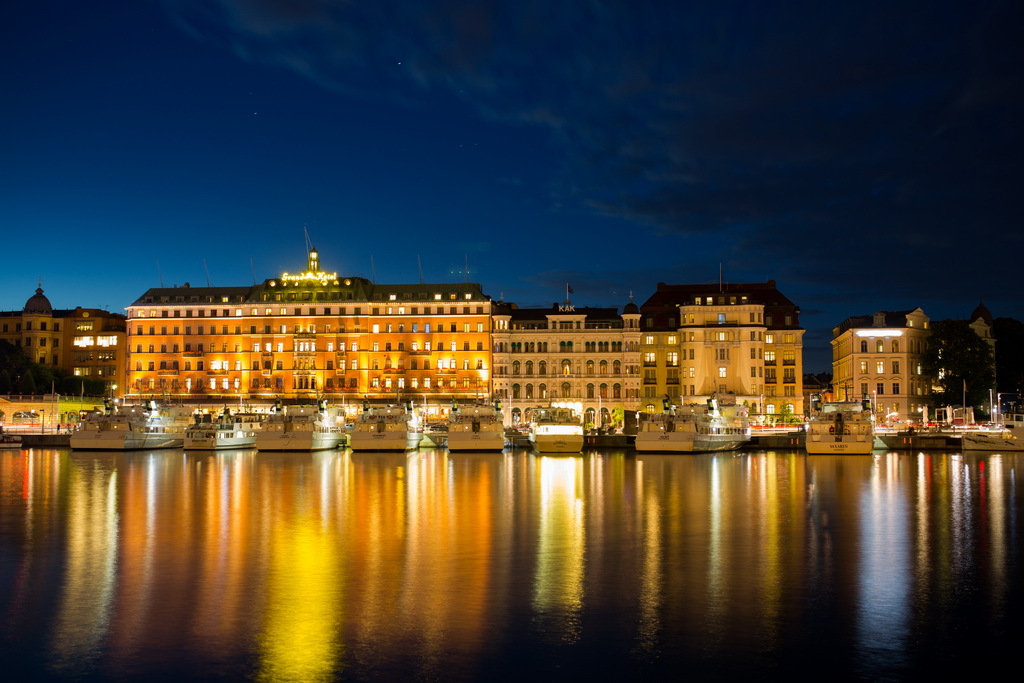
[
  {"xmin": 638, "ymin": 280, "xmax": 804, "ymax": 419},
  {"xmin": 490, "ymin": 298, "xmax": 641, "ymax": 429},
  {"xmin": 124, "ymin": 247, "xmax": 495, "ymax": 419},
  {"xmin": 1, "ymin": 286, "xmax": 126, "ymax": 390}
]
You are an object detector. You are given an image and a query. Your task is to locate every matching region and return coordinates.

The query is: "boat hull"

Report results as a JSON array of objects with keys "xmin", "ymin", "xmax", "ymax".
[
  {"xmin": 69, "ymin": 433, "xmax": 183, "ymax": 450},
  {"xmin": 256, "ymin": 432, "xmax": 343, "ymax": 451},
  {"xmin": 805, "ymin": 432, "xmax": 874, "ymax": 455},
  {"xmin": 186, "ymin": 435, "xmax": 258, "ymax": 450},
  {"xmin": 530, "ymin": 433, "xmax": 584, "ymax": 453},
  {"xmin": 349, "ymin": 431, "xmax": 420, "ymax": 451},
  {"xmin": 446, "ymin": 424, "xmax": 505, "ymax": 452},
  {"xmin": 961, "ymin": 432, "xmax": 1024, "ymax": 452},
  {"xmin": 634, "ymin": 432, "xmax": 746, "ymax": 453}
]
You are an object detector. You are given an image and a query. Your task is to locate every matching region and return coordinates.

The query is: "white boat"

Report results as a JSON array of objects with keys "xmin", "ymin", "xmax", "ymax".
[
  {"xmin": 634, "ymin": 397, "xmax": 750, "ymax": 453},
  {"xmin": 70, "ymin": 400, "xmax": 191, "ymax": 451},
  {"xmin": 529, "ymin": 407, "xmax": 584, "ymax": 453},
  {"xmin": 256, "ymin": 402, "xmax": 345, "ymax": 451},
  {"xmin": 349, "ymin": 402, "xmax": 422, "ymax": 451},
  {"xmin": 805, "ymin": 399, "xmax": 875, "ymax": 455},
  {"xmin": 0, "ymin": 431, "xmax": 22, "ymax": 449},
  {"xmin": 961, "ymin": 429, "xmax": 1024, "ymax": 452},
  {"xmin": 446, "ymin": 401, "xmax": 506, "ymax": 452},
  {"xmin": 185, "ymin": 408, "xmax": 263, "ymax": 450}
]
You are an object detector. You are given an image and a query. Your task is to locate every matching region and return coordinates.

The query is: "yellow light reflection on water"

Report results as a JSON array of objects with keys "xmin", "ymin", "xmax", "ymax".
[
  {"xmin": 256, "ymin": 511, "xmax": 343, "ymax": 682},
  {"xmin": 533, "ymin": 456, "xmax": 586, "ymax": 644},
  {"xmin": 50, "ymin": 458, "xmax": 118, "ymax": 674}
]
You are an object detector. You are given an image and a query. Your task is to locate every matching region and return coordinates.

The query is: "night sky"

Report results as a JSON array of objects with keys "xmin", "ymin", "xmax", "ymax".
[{"xmin": 3, "ymin": 1, "xmax": 1021, "ymax": 372}]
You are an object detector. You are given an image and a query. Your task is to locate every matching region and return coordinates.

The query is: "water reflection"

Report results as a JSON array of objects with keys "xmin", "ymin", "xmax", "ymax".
[{"xmin": 0, "ymin": 448, "xmax": 1021, "ymax": 680}]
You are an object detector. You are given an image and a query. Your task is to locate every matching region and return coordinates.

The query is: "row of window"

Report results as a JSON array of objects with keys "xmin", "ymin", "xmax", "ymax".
[
  {"xmin": 502, "ymin": 384, "xmax": 633, "ymax": 400},
  {"xmin": 856, "ymin": 338, "xmax": 923, "ymax": 353},
  {"xmin": 134, "ymin": 303, "xmax": 485, "ymax": 318},
  {"xmin": 133, "ymin": 320, "xmax": 487, "ymax": 335}
]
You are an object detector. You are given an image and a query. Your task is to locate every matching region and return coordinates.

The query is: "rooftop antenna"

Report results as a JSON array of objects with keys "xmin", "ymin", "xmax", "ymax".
[
  {"xmin": 418, "ymin": 255, "xmax": 424, "ymax": 284},
  {"xmin": 465, "ymin": 254, "xmax": 471, "ymax": 283},
  {"xmin": 250, "ymin": 257, "xmax": 257, "ymax": 285},
  {"xmin": 303, "ymin": 225, "xmax": 312, "ymax": 253},
  {"xmin": 157, "ymin": 261, "xmax": 164, "ymax": 287},
  {"xmin": 203, "ymin": 259, "xmax": 211, "ymax": 287},
  {"xmin": 719, "ymin": 263, "xmax": 723, "ymax": 292},
  {"xmin": 370, "ymin": 255, "xmax": 377, "ymax": 284}
]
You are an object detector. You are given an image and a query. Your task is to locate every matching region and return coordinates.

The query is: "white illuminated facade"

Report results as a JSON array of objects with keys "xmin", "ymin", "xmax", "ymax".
[
  {"xmin": 490, "ymin": 300, "xmax": 641, "ymax": 429},
  {"xmin": 831, "ymin": 308, "xmax": 931, "ymax": 424}
]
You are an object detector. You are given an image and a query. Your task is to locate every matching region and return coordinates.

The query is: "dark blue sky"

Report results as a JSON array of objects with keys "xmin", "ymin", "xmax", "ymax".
[{"xmin": 3, "ymin": 1, "xmax": 1021, "ymax": 371}]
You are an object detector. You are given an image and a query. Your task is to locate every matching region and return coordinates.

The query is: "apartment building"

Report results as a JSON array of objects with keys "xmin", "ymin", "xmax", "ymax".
[
  {"xmin": 830, "ymin": 308, "xmax": 931, "ymax": 423},
  {"xmin": 0, "ymin": 286, "xmax": 127, "ymax": 389},
  {"xmin": 638, "ymin": 281, "xmax": 804, "ymax": 418},
  {"xmin": 490, "ymin": 299, "xmax": 641, "ymax": 428}
]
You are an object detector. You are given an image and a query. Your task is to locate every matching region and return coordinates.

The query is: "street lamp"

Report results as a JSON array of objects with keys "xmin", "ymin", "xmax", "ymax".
[{"xmin": 40, "ymin": 409, "xmax": 45, "ymax": 435}]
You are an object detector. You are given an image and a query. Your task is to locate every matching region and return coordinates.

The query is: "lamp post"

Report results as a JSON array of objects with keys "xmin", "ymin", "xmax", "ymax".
[{"xmin": 40, "ymin": 409, "xmax": 45, "ymax": 435}]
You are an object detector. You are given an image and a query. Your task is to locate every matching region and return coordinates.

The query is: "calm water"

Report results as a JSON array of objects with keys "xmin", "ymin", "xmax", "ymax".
[{"xmin": 1, "ymin": 447, "xmax": 1022, "ymax": 681}]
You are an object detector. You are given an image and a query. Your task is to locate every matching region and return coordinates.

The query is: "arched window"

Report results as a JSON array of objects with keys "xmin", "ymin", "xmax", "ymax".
[
  {"xmin": 539, "ymin": 361, "xmax": 547, "ymax": 375},
  {"xmin": 586, "ymin": 360, "xmax": 595, "ymax": 375},
  {"xmin": 512, "ymin": 360, "xmax": 521, "ymax": 375},
  {"xmin": 860, "ymin": 340, "xmax": 868, "ymax": 353},
  {"xmin": 526, "ymin": 360, "xmax": 534, "ymax": 375},
  {"xmin": 561, "ymin": 382, "xmax": 572, "ymax": 398},
  {"xmin": 526, "ymin": 384, "xmax": 534, "ymax": 399},
  {"xmin": 892, "ymin": 339, "xmax": 900, "ymax": 352},
  {"xmin": 613, "ymin": 360, "xmax": 621, "ymax": 375},
  {"xmin": 587, "ymin": 383, "xmax": 595, "ymax": 398},
  {"xmin": 599, "ymin": 360, "xmax": 608, "ymax": 375},
  {"xmin": 512, "ymin": 384, "xmax": 521, "ymax": 399}
]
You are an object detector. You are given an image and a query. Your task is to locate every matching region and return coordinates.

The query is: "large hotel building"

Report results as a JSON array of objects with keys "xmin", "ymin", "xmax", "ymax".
[{"xmin": 124, "ymin": 248, "xmax": 493, "ymax": 419}]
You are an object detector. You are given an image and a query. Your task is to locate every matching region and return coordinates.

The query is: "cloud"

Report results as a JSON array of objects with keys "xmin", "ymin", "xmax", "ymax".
[{"xmin": 160, "ymin": 0, "xmax": 1024, "ymax": 310}]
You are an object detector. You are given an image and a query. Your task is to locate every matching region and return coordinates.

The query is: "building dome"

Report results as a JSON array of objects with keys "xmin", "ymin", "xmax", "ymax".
[
  {"xmin": 23, "ymin": 286, "xmax": 52, "ymax": 315},
  {"xmin": 623, "ymin": 300, "xmax": 639, "ymax": 315},
  {"xmin": 970, "ymin": 300, "xmax": 992, "ymax": 325}
]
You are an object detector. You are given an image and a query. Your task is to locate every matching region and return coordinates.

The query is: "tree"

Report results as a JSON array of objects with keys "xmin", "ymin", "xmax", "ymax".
[
  {"xmin": 993, "ymin": 317, "xmax": 1024, "ymax": 406},
  {"xmin": 18, "ymin": 370, "xmax": 37, "ymax": 395},
  {"xmin": 921, "ymin": 319, "xmax": 995, "ymax": 413}
]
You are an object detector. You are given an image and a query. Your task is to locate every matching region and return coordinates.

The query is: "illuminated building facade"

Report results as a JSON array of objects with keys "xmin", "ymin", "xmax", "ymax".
[
  {"xmin": 638, "ymin": 281, "xmax": 805, "ymax": 418},
  {"xmin": 830, "ymin": 308, "xmax": 931, "ymax": 423},
  {"xmin": 124, "ymin": 248, "xmax": 494, "ymax": 408},
  {"xmin": 0, "ymin": 286, "xmax": 127, "ymax": 388},
  {"xmin": 491, "ymin": 299, "xmax": 641, "ymax": 428}
]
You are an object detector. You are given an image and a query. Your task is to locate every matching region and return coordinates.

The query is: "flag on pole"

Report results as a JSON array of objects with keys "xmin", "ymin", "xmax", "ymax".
[{"xmin": 567, "ymin": 284, "xmax": 574, "ymax": 294}]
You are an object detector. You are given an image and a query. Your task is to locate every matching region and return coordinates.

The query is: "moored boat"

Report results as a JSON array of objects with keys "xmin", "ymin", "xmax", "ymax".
[
  {"xmin": 185, "ymin": 408, "xmax": 263, "ymax": 450},
  {"xmin": 70, "ymin": 400, "xmax": 191, "ymax": 451},
  {"xmin": 446, "ymin": 401, "xmax": 506, "ymax": 452},
  {"xmin": 961, "ymin": 429, "xmax": 1024, "ymax": 452},
  {"xmin": 634, "ymin": 397, "xmax": 750, "ymax": 453},
  {"xmin": 529, "ymin": 407, "xmax": 584, "ymax": 453},
  {"xmin": 0, "ymin": 430, "xmax": 22, "ymax": 449},
  {"xmin": 255, "ymin": 401, "xmax": 345, "ymax": 451},
  {"xmin": 805, "ymin": 399, "xmax": 874, "ymax": 455},
  {"xmin": 349, "ymin": 402, "xmax": 422, "ymax": 451}
]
